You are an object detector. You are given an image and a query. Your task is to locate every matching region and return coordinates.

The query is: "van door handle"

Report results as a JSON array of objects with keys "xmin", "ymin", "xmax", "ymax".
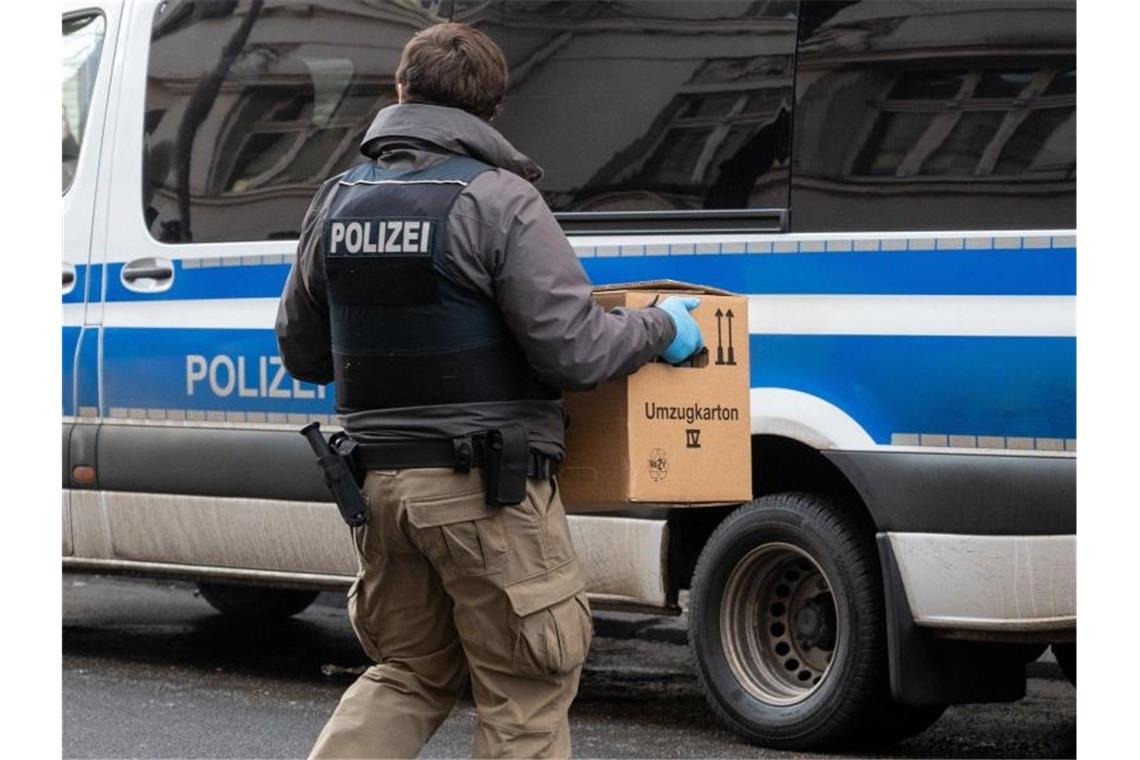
[
  {"xmin": 122, "ymin": 260, "xmax": 173, "ymax": 282},
  {"xmin": 121, "ymin": 257, "xmax": 175, "ymax": 293}
]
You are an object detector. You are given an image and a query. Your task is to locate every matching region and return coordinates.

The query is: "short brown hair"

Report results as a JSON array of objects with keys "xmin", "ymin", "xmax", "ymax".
[{"xmin": 395, "ymin": 23, "xmax": 508, "ymax": 120}]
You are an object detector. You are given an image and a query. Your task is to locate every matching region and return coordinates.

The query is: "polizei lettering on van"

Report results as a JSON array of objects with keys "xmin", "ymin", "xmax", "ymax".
[
  {"xmin": 186, "ymin": 354, "xmax": 326, "ymax": 400},
  {"xmin": 643, "ymin": 402, "xmax": 740, "ymax": 424},
  {"xmin": 326, "ymin": 218, "xmax": 433, "ymax": 255}
]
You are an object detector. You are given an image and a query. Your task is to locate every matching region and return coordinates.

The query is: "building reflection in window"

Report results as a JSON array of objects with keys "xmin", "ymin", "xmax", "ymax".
[
  {"xmin": 854, "ymin": 66, "xmax": 1075, "ymax": 180},
  {"xmin": 145, "ymin": 0, "xmax": 797, "ymax": 243},
  {"xmin": 144, "ymin": 0, "xmax": 424, "ymax": 244},
  {"xmin": 793, "ymin": 1, "xmax": 1075, "ymax": 231},
  {"xmin": 461, "ymin": 0, "xmax": 797, "ymax": 214}
]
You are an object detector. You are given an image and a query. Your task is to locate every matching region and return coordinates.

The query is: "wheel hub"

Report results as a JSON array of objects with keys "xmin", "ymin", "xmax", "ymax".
[
  {"xmin": 794, "ymin": 594, "xmax": 836, "ymax": 650},
  {"xmin": 720, "ymin": 543, "xmax": 842, "ymax": 705}
]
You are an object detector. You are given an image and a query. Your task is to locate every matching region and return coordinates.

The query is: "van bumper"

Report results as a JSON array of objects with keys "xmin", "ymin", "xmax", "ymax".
[
  {"xmin": 824, "ymin": 448, "xmax": 1076, "ymax": 702},
  {"xmin": 877, "ymin": 532, "xmax": 1075, "ymax": 706},
  {"xmin": 887, "ymin": 532, "xmax": 1075, "ymax": 634}
]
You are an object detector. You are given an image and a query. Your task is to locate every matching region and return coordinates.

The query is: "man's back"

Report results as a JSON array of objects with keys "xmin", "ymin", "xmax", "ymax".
[
  {"xmin": 276, "ymin": 22, "xmax": 703, "ymax": 759},
  {"xmin": 278, "ymin": 102, "xmax": 678, "ymax": 459}
]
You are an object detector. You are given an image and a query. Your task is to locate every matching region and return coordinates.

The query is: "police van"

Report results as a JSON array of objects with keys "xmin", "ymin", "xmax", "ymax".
[{"xmin": 63, "ymin": 0, "xmax": 1076, "ymax": 749}]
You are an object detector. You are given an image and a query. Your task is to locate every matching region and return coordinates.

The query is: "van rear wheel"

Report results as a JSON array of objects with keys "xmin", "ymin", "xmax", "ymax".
[
  {"xmin": 197, "ymin": 581, "xmax": 318, "ymax": 619},
  {"xmin": 688, "ymin": 493, "xmax": 887, "ymax": 750}
]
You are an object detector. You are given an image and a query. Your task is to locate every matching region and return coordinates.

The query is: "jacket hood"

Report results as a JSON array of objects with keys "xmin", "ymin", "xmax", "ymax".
[{"xmin": 360, "ymin": 103, "xmax": 543, "ymax": 182}]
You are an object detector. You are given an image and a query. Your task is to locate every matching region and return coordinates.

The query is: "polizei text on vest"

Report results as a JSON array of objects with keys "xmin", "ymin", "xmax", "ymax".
[{"xmin": 327, "ymin": 219, "xmax": 433, "ymax": 255}]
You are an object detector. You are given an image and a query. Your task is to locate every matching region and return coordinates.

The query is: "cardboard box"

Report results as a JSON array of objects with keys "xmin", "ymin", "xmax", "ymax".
[{"xmin": 560, "ymin": 281, "xmax": 752, "ymax": 511}]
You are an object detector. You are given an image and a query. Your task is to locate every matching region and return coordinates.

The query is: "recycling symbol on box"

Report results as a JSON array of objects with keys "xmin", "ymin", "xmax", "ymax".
[{"xmin": 648, "ymin": 448, "xmax": 669, "ymax": 481}]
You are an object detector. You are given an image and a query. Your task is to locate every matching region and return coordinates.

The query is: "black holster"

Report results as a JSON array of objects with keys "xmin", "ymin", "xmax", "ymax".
[
  {"xmin": 481, "ymin": 424, "xmax": 529, "ymax": 507},
  {"xmin": 300, "ymin": 422, "xmax": 369, "ymax": 527}
]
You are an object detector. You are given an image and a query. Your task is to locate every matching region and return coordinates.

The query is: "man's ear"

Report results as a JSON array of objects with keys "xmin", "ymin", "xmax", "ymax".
[{"xmin": 396, "ymin": 83, "xmax": 405, "ymax": 103}]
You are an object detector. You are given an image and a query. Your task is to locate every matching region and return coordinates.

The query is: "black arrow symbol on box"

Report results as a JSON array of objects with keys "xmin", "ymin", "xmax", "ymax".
[
  {"xmin": 725, "ymin": 308, "xmax": 737, "ymax": 366},
  {"xmin": 714, "ymin": 308, "xmax": 725, "ymax": 365}
]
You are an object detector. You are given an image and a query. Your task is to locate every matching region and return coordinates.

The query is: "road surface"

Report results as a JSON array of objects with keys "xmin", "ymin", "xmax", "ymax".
[{"xmin": 63, "ymin": 575, "xmax": 1075, "ymax": 759}]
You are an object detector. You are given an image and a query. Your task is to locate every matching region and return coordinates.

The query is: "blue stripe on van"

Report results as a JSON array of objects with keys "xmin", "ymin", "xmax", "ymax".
[
  {"xmin": 583, "ymin": 248, "xmax": 1076, "ymax": 296},
  {"xmin": 63, "ymin": 265, "xmax": 86, "ymax": 304},
  {"xmin": 101, "ymin": 327, "xmax": 333, "ymax": 414},
  {"xmin": 104, "ymin": 262, "xmax": 292, "ymax": 303},
  {"xmin": 63, "ymin": 326, "xmax": 80, "ymax": 414},
  {"xmin": 99, "ymin": 247, "xmax": 1076, "ymax": 302},
  {"xmin": 89, "ymin": 263, "xmax": 103, "ymax": 303},
  {"xmin": 751, "ymin": 334, "xmax": 1076, "ymax": 444},
  {"xmin": 76, "ymin": 326, "xmax": 100, "ymax": 413},
  {"xmin": 62, "ymin": 326, "xmax": 101, "ymax": 415},
  {"xmin": 97, "ymin": 326, "xmax": 1075, "ymax": 444}
]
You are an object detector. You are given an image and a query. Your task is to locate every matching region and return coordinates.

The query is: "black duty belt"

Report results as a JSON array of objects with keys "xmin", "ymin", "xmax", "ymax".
[{"xmin": 352, "ymin": 439, "xmax": 558, "ymax": 480}]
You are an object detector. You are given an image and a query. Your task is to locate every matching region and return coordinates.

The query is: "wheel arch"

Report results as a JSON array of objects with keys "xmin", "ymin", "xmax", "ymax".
[{"xmin": 667, "ymin": 432, "xmax": 878, "ymax": 594}]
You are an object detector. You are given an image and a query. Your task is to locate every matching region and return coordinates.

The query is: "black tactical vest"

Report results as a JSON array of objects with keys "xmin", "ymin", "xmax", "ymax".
[{"xmin": 321, "ymin": 155, "xmax": 557, "ymax": 415}]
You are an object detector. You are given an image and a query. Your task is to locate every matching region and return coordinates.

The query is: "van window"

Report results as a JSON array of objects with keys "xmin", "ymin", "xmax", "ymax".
[
  {"xmin": 851, "ymin": 66, "xmax": 1075, "ymax": 181},
  {"xmin": 143, "ymin": 1, "xmax": 796, "ymax": 244},
  {"xmin": 458, "ymin": 1, "xmax": 797, "ymax": 215},
  {"xmin": 62, "ymin": 12, "xmax": 106, "ymax": 194},
  {"xmin": 792, "ymin": 1, "xmax": 1076, "ymax": 232},
  {"xmin": 143, "ymin": 2, "xmax": 406, "ymax": 243}
]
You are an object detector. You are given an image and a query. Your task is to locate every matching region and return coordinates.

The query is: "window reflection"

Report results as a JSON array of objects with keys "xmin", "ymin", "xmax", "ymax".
[
  {"xmin": 1043, "ymin": 67, "xmax": 1075, "ymax": 96},
  {"xmin": 794, "ymin": 0, "xmax": 1075, "ymax": 230},
  {"xmin": 975, "ymin": 70, "xmax": 1036, "ymax": 98},
  {"xmin": 855, "ymin": 65, "xmax": 1075, "ymax": 180},
  {"xmin": 995, "ymin": 107, "xmax": 1075, "ymax": 175},
  {"xmin": 856, "ymin": 112, "xmax": 932, "ymax": 176},
  {"xmin": 888, "ymin": 70, "xmax": 968, "ymax": 100},
  {"xmin": 458, "ymin": 0, "xmax": 796, "ymax": 214},
  {"xmin": 144, "ymin": 0, "xmax": 411, "ymax": 243},
  {"xmin": 62, "ymin": 13, "xmax": 105, "ymax": 194},
  {"xmin": 143, "ymin": 0, "xmax": 798, "ymax": 244},
  {"xmin": 923, "ymin": 112, "xmax": 1006, "ymax": 176}
]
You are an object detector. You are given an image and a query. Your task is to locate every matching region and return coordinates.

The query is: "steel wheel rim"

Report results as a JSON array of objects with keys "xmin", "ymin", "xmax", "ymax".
[{"xmin": 720, "ymin": 541, "xmax": 841, "ymax": 705}]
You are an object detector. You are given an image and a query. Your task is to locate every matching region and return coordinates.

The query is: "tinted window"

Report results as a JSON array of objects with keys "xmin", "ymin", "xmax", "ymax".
[
  {"xmin": 144, "ymin": 1, "xmax": 410, "ymax": 243},
  {"xmin": 144, "ymin": 0, "xmax": 796, "ymax": 243},
  {"xmin": 63, "ymin": 13, "xmax": 105, "ymax": 194},
  {"xmin": 974, "ymin": 69, "xmax": 1036, "ymax": 99},
  {"xmin": 459, "ymin": 1, "xmax": 796, "ymax": 214},
  {"xmin": 792, "ymin": 1, "xmax": 1075, "ymax": 232},
  {"xmin": 922, "ymin": 112, "xmax": 1007, "ymax": 177}
]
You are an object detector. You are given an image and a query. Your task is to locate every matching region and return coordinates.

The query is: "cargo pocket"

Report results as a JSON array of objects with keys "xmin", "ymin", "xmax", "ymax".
[
  {"xmin": 506, "ymin": 560, "xmax": 593, "ymax": 677},
  {"xmin": 406, "ymin": 490, "xmax": 509, "ymax": 577}
]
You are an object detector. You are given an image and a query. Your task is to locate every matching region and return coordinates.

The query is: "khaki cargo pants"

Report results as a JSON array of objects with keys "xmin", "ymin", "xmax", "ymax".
[{"xmin": 310, "ymin": 468, "xmax": 593, "ymax": 759}]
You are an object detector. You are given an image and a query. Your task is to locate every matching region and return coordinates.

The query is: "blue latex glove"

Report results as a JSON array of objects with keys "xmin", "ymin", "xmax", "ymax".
[{"xmin": 656, "ymin": 296, "xmax": 704, "ymax": 364}]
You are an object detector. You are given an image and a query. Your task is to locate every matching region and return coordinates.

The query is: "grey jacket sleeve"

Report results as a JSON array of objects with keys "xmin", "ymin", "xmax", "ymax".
[
  {"xmin": 448, "ymin": 170, "xmax": 676, "ymax": 392},
  {"xmin": 275, "ymin": 178, "xmax": 338, "ymax": 385}
]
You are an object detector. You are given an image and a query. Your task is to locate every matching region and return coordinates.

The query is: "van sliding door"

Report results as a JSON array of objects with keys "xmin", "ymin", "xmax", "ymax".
[{"xmin": 62, "ymin": 0, "xmax": 123, "ymax": 557}]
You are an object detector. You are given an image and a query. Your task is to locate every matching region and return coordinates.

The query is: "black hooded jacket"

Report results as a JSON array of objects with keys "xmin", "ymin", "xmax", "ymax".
[{"xmin": 276, "ymin": 103, "xmax": 674, "ymax": 456}]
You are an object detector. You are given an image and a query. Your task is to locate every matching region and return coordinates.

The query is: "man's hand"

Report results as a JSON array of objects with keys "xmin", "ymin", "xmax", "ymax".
[{"xmin": 655, "ymin": 296, "xmax": 704, "ymax": 364}]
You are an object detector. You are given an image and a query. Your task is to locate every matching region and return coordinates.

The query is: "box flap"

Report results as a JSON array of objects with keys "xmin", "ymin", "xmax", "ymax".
[{"xmin": 592, "ymin": 279, "xmax": 737, "ymax": 297}]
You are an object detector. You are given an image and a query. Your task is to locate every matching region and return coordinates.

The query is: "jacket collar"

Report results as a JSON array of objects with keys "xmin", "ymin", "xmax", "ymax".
[{"xmin": 360, "ymin": 103, "xmax": 543, "ymax": 182}]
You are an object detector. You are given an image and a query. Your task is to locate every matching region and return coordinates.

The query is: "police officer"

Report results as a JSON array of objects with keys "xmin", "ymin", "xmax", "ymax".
[{"xmin": 277, "ymin": 22, "xmax": 703, "ymax": 760}]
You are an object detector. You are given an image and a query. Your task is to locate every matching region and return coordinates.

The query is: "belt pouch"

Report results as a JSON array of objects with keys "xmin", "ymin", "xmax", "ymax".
[
  {"xmin": 329, "ymin": 431, "xmax": 364, "ymax": 487},
  {"xmin": 483, "ymin": 424, "xmax": 528, "ymax": 506}
]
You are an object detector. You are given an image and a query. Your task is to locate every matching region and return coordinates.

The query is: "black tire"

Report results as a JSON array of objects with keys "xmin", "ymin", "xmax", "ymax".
[
  {"xmin": 688, "ymin": 492, "xmax": 888, "ymax": 750},
  {"xmin": 1053, "ymin": 642, "xmax": 1075, "ymax": 686},
  {"xmin": 197, "ymin": 582, "xmax": 319, "ymax": 619}
]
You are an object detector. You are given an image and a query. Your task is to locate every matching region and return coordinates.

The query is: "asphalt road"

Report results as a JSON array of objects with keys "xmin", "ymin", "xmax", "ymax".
[{"xmin": 63, "ymin": 574, "xmax": 1075, "ymax": 759}]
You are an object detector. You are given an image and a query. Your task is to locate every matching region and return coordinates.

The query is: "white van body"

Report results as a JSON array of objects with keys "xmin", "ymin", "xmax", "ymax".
[{"xmin": 63, "ymin": 0, "xmax": 1076, "ymax": 747}]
